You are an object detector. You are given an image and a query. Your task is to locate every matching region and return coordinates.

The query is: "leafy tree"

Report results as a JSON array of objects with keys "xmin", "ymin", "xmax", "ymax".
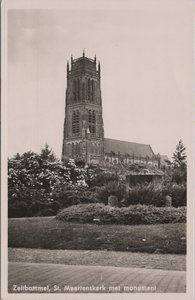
[{"xmin": 8, "ymin": 145, "xmax": 88, "ymax": 217}]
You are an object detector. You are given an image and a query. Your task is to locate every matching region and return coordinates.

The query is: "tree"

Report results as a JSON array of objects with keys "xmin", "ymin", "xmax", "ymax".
[
  {"xmin": 172, "ymin": 140, "xmax": 187, "ymax": 168},
  {"xmin": 40, "ymin": 144, "xmax": 56, "ymax": 162},
  {"xmin": 8, "ymin": 145, "xmax": 88, "ymax": 217},
  {"xmin": 164, "ymin": 140, "xmax": 187, "ymax": 185}
]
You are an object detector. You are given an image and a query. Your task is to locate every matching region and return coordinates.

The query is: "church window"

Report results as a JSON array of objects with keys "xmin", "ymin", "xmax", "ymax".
[
  {"xmin": 89, "ymin": 110, "xmax": 92, "ymax": 123},
  {"xmin": 92, "ymin": 126, "xmax": 95, "ymax": 134},
  {"xmin": 72, "ymin": 110, "xmax": 80, "ymax": 135},
  {"xmin": 88, "ymin": 79, "xmax": 90, "ymax": 100},
  {"xmin": 91, "ymin": 80, "xmax": 94, "ymax": 102},
  {"xmin": 94, "ymin": 81, "xmax": 97, "ymax": 102},
  {"xmin": 74, "ymin": 80, "xmax": 77, "ymax": 101},
  {"xmin": 92, "ymin": 110, "xmax": 96, "ymax": 123},
  {"xmin": 77, "ymin": 79, "xmax": 80, "ymax": 101},
  {"xmin": 88, "ymin": 110, "xmax": 96, "ymax": 135},
  {"xmin": 72, "ymin": 111, "xmax": 76, "ymax": 134},
  {"xmin": 76, "ymin": 110, "xmax": 79, "ymax": 133},
  {"xmin": 82, "ymin": 82, "xmax": 85, "ymax": 101}
]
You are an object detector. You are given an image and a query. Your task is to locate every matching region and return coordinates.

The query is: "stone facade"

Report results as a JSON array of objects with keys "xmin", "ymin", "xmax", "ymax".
[
  {"xmin": 62, "ymin": 53, "xmax": 164, "ymax": 168},
  {"xmin": 62, "ymin": 52, "xmax": 104, "ymax": 163}
]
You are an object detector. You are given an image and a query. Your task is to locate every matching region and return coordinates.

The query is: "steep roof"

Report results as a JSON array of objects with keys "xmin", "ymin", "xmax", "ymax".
[
  {"xmin": 160, "ymin": 155, "xmax": 170, "ymax": 166},
  {"xmin": 104, "ymin": 138, "xmax": 155, "ymax": 158}
]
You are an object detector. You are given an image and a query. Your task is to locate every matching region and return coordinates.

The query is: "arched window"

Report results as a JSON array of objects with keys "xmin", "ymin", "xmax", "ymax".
[
  {"xmin": 74, "ymin": 80, "xmax": 77, "ymax": 101},
  {"xmin": 92, "ymin": 110, "xmax": 96, "ymax": 123},
  {"xmin": 88, "ymin": 79, "xmax": 90, "ymax": 100},
  {"xmin": 77, "ymin": 79, "xmax": 80, "ymax": 101},
  {"xmin": 82, "ymin": 82, "xmax": 85, "ymax": 101},
  {"xmin": 76, "ymin": 110, "xmax": 79, "ymax": 134},
  {"xmin": 91, "ymin": 80, "xmax": 94, "ymax": 102},
  {"xmin": 72, "ymin": 110, "xmax": 79, "ymax": 135},
  {"xmin": 88, "ymin": 110, "xmax": 96, "ymax": 135},
  {"xmin": 89, "ymin": 110, "xmax": 92, "ymax": 123},
  {"xmin": 94, "ymin": 81, "xmax": 97, "ymax": 102},
  {"xmin": 72, "ymin": 111, "xmax": 76, "ymax": 134}
]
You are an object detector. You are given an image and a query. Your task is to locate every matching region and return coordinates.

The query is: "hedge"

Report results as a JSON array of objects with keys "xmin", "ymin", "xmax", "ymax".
[{"xmin": 56, "ymin": 203, "xmax": 186, "ymax": 225}]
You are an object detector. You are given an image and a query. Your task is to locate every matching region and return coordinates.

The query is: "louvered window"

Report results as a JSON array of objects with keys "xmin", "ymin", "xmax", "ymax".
[{"xmin": 72, "ymin": 110, "xmax": 80, "ymax": 134}]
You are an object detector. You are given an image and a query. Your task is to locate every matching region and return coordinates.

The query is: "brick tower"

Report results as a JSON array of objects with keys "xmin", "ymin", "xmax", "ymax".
[{"xmin": 62, "ymin": 52, "xmax": 104, "ymax": 164}]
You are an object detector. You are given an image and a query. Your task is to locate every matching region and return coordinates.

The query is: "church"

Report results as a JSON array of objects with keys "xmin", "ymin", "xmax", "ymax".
[{"xmin": 62, "ymin": 52, "xmax": 162, "ymax": 168}]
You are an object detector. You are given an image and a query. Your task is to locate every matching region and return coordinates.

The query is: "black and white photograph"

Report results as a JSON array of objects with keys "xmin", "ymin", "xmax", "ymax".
[{"xmin": 1, "ymin": 0, "xmax": 194, "ymax": 299}]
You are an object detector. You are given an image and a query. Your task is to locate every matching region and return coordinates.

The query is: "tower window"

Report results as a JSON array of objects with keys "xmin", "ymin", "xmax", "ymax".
[
  {"xmin": 94, "ymin": 81, "xmax": 97, "ymax": 102},
  {"xmin": 88, "ymin": 110, "xmax": 96, "ymax": 135},
  {"xmin": 74, "ymin": 80, "xmax": 77, "ymax": 101},
  {"xmin": 89, "ymin": 110, "xmax": 92, "ymax": 123},
  {"xmin": 82, "ymin": 82, "xmax": 85, "ymax": 101},
  {"xmin": 88, "ymin": 79, "xmax": 90, "ymax": 100},
  {"xmin": 92, "ymin": 126, "xmax": 95, "ymax": 134},
  {"xmin": 92, "ymin": 110, "xmax": 96, "ymax": 123},
  {"xmin": 77, "ymin": 79, "xmax": 80, "ymax": 101},
  {"xmin": 72, "ymin": 110, "xmax": 80, "ymax": 135},
  {"xmin": 92, "ymin": 80, "xmax": 94, "ymax": 102}
]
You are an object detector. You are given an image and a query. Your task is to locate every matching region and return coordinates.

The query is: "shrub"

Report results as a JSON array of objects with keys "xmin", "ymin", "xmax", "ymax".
[
  {"xmin": 122, "ymin": 182, "xmax": 186, "ymax": 208},
  {"xmin": 56, "ymin": 203, "xmax": 186, "ymax": 225},
  {"xmin": 8, "ymin": 146, "xmax": 187, "ymax": 218},
  {"xmin": 86, "ymin": 166, "xmax": 119, "ymax": 187},
  {"xmin": 87, "ymin": 181, "xmax": 126, "ymax": 205},
  {"xmin": 51, "ymin": 184, "xmax": 95, "ymax": 208},
  {"xmin": 8, "ymin": 147, "xmax": 88, "ymax": 217},
  {"xmin": 163, "ymin": 183, "xmax": 186, "ymax": 207},
  {"xmin": 122, "ymin": 183, "xmax": 164, "ymax": 207}
]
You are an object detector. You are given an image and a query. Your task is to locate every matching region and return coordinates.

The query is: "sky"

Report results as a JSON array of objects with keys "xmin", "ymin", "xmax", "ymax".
[{"xmin": 7, "ymin": 0, "xmax": 193, "ymax": 160}]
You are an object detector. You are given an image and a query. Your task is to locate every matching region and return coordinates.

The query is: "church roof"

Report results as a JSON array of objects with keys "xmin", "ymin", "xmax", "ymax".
[{"xmin": 104, "ymin": 138, "xmax": 155, "ymax": 158}]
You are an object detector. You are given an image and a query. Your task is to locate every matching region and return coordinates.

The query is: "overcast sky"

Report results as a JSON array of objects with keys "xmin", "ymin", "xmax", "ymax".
[{"xmin": 8, "ymin": 0, "xmax": 193, "ymax": 159}]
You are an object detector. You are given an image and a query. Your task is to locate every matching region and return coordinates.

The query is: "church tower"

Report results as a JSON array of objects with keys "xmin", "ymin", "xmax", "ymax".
[{"xmin": 62, "ymin": 52, "xmax": 104, "ymax": 164}]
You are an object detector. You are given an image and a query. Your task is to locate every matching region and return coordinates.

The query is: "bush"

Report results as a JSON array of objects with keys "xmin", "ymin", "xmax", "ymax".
[
  {"xmin": 163, "ymin": 183, "xmax": 186, "ymax": 207},
  {"xmin": 86, "ymin": 166, "xmax": 119, "ymax": 187},
  {"xmin": 52, "ymin": 184, "xmax": 96, "ymax": 208},
  {"xmin": 56, "ymin": 203, "xmax": 186, "ymax": 225},
  {"xmin": 8, "ymin": 147, "xmax": 88, "ymax": 217},
  {"xmin": 8, "ymin": 146, "xmax": 187, "ymax": 218},
  {"xmin": 122, "ymin": 182, "xmax": 186, "ymax": 208},
  {"xmin": 89, "ymin": 181, "xmax": 126, "ymax": 204},
  {"xmin": 122, "ymin": 183, "xmax": 164, "ymax": 207}
]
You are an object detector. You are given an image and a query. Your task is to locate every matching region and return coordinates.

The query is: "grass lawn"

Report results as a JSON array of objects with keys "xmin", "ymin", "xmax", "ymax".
[
  {"xmin": 8, "ymin": 217, "xmax": 186, "ymax": 254},
  {"xmin": 8, "ymin": 248, "xmax": 186, "ymax": 271}
]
